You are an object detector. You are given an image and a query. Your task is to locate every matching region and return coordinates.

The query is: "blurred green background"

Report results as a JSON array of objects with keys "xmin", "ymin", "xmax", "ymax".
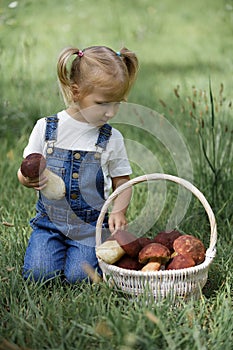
[{"xmin": 1, "ymin": 0, "xmax": 232, "ymax": 140}]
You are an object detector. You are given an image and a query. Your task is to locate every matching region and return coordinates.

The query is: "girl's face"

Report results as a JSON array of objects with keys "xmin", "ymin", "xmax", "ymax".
[{"xmin": 73, "ymin": 87, "xmax": 122, "ymax": 126}]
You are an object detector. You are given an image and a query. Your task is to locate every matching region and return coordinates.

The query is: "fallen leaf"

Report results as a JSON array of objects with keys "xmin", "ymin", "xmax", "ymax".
[
  {"xmin": 145, "ymin": 311, "xmax": 160, "ymax": 324},
  {"xmin": 0, "ymin": 338, "xmax": 33, "ymax": 350},
  {"xmin": 6, "ymin": 267, "xmax": 15, "ymax": 272},
  {"xmin": 94, "ymin": 320, "xmax": 113, "ymax": 337},
  {"xmin": 6, "ymin": 149, "xmax": 15, "ymax": 161},
  {"xmin": 2, "ymin": 221, "xmax": 14, "ymax": 227},
  {"xmin": 82, "ymin": 262, "xmax": 102, "ymax": 283}
]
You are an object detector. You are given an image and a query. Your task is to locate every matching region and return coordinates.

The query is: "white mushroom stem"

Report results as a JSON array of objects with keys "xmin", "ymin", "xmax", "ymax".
[
  {"xmin": 141, "ymin": 260, "xmax": 161, "ymax": 272},
  {"xmin": 96, "ymin": 240, "xmax": 125, "ymax": 264},
  {"xmin": 40, "ymin": 168, "xmax": 66, "ymax": 200}
]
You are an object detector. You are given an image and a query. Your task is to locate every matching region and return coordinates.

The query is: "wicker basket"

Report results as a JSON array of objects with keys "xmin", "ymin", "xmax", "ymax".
[{"xmin": 96, "ymin": 173, "xmax": 217, "ymax": 302}]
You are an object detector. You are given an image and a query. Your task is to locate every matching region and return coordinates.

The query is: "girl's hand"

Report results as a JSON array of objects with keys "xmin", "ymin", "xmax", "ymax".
[
  {"xmin": 109, "ymin": 175, "xmax": 132, "ymax": 234},
  {"xmin": 26, "ymin": 174, "xmax": 48, "ymax": 190},
  {"xmin": 108, "ymin": 211, "xmax": 128, "ymax": 234},
  {"xmin": 17, "ymin": 168, "xmax": 48, "ymax": 190}
]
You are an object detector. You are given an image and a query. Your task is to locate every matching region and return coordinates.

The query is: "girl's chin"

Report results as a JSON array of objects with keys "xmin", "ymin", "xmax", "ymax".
[{"xmin": 89, "ymin": 120, "xmax": 106, "ymax": 126}]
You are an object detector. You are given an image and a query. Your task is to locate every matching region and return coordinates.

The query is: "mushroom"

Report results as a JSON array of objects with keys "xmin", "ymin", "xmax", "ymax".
[
  {"xmin": 173, "ymin": 234, "xmax": 206, "ymax": 265},
  {"xmin": 20, "ymin": 153, "xmax": 66, "ymax": 200},
  {"xmin": 137, "ymin": 237, "xmax": 152, "ymax": 248},
  {"xmin": 153, "ymin": 230, "xmax": 182, "ymax": 253},
  {"xmin": 114, "ymin": 255, "xmax": 143, "ymax": 270},
  {"xmin": 21, "ymin": 153, "xmax": 46, "ymax": 178},
  {"xmin": 95, "ymin": 239, "xmax": 125, "ymax": 264},
  {"xmin": 113, "ymin": 230, "xmax": 141, "ymax": 258},
  {"xmin": 139, "ymin": 243, "xmax": 170, "ymax": 272},
  {"xmin": 166, "ymin": 254, "xmax": 195, "ymax": 270},
  {"xmin": 96, "ymin": 230, "xmax": 141, "ymax": 264}
]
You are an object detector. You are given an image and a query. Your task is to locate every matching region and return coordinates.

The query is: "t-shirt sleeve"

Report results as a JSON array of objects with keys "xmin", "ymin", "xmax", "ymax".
[
  {"xmin": 23, "ymin": 118, "xmax": 46, "ymax": 158},
  {"xmin": 107, "ymin": 130, "xmax": 132, "ymax": 178}
]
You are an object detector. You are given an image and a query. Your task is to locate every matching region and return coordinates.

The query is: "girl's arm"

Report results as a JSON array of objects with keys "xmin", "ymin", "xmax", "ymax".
[{"xmin": 108, "ymin": 175, "xmax": 132, "ymax": 233}]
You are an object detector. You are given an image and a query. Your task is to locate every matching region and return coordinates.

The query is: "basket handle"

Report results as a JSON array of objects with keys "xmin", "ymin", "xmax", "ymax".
[{"xmin": 96, "ymin": 173, "xmax": 217, "ymax": 259}]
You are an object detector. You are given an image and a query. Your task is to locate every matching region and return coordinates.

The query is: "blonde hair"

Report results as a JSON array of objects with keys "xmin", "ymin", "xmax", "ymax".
[{"xmin": 57, "ymin": 45, "xmax": 139, "ymax": 106}]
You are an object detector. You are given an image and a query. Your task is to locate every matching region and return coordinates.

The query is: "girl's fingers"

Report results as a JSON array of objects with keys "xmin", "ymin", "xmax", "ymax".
[
  {"xmin": 26, "ymin": 176, "xmax": 48, "ymax": 189},
  {"xmin": 108, "ymin": 218, "xmax": 128, "ymax": 234},
  {"xmin": 34, "ymin": 183, "xmax": 47, "ymax": 191}
]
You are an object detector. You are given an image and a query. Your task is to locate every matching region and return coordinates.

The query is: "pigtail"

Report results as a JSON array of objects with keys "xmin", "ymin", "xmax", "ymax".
[
  {"xmin": 57, "ymin": 47, "xmax": 80, "ymax": 105},
  {"xmin": 119, "ymin": 47, "xmax": 139, "ymax": 90}
]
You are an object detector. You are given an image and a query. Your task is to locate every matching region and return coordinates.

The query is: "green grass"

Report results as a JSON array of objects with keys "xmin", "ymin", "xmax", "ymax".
[{"xmin": 1, "ymin": 0, "xmax": 233, "ymax": 349}]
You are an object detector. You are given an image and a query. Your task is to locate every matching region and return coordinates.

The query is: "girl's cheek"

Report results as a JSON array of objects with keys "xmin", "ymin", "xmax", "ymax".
[{"xmin": 84, "ymin": 108, "xmax": 104, "ymax": 123}]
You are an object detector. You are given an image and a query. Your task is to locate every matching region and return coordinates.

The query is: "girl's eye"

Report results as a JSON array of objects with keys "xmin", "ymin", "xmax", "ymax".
[
  {"xmin": 96, "ymin": 102, "xmax": 122, "ymax": 106},
  {"xmin": 95, "ymin": 102, "xmax": 107, "ymax": 106},
  {"xmin": 96, "ymin": 102, "xmax": 111, "ymax": 107}
]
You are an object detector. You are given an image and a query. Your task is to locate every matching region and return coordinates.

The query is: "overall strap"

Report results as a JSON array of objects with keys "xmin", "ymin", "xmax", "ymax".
[
  {"xmin": 44, "ymin": 115, "xmax": 59, "ymax": 154},
  {"xmin": 45, "ymin": 115, "xmax": 59, "ymax": 142},
  {"xmin": 96, "ymin": 123, "xmax": 112, "ymax": 150}
]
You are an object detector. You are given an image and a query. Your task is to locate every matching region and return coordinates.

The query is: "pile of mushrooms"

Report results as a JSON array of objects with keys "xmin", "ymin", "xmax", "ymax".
[
  {"xmin": 96, "ymin": 230, "xmax": 206, "ymax": 271},
  {"xmin": 20, "ymin": 153, "xmax": 66, "ymax": 200}
]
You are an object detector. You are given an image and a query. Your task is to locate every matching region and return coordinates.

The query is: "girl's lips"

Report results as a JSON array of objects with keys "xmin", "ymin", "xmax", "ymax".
[{"xmin": 99, "ymin": 118, "xmax": 109, "ymax": 123}]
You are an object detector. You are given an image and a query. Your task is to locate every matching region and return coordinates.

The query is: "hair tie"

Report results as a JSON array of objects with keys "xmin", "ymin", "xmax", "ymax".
[
  {"xmin": 77, "ymin": 50, "xmax": 84, "ymax": 57},
  {"xmin": 116, "ymin": 51, "xmax": 121, "ymax": 57}
]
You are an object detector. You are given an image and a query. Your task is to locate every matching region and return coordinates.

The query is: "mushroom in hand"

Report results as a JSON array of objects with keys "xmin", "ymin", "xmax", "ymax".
[
  {"xmin": 139, "ymin": 243, "xmax": 170, "ymax": 272},
  {"xmin": 20, "ymin": 153, "xmax": 47, "ymax": 178},
  {"xmin": 173, "ymin": 234, "xmax": 206, "ymax": 265},
  {"xmin": 20, "ymin": 153, "xmax": 66, "ymax": 200}
]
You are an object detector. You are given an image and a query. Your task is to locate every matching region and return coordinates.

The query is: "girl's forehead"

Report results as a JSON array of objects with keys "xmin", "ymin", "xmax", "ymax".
[{"xmin": 90, "ymin": 87, "xmax": 124, "ymax": 101}]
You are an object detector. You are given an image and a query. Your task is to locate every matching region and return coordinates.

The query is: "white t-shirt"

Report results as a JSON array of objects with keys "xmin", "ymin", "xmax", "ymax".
[{"xmin": 23, "ymin": 110, "xmax": 132, "ymax": 198}]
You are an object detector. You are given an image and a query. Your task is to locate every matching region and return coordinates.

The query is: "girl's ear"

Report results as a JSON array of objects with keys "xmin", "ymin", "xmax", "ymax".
[{"xmin": 71, "ymin": 84, "xmax": 80, "ymax": 102}]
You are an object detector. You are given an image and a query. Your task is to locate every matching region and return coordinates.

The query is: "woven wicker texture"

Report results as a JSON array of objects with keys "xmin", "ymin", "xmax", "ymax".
[{"xmin": 96, "ymin": 173, "xmax": 217, "ymax": 302}]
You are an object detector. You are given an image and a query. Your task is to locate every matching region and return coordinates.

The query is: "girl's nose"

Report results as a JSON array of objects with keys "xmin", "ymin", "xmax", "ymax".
[
  {"xmin": 105, "ymin": 103, "xmax": 120, "ymax": 118},
  {"xmin": 105, "ymin": 110, "xmax": 114, "ymax": 119}
]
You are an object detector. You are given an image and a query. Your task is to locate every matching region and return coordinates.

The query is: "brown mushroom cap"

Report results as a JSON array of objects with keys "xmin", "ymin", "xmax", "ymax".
[
  {"xmin": 173, "ymin": 235, "xmax": 206, "ymax": 265},
  {"xmin": 153, "ymin": 230, "xmax": 182, "ymax": 252},
  {"xmin": 166, "ymin": 254, "xmax": 196, "ymax": 270},
  {"xmin": 138, "ymin": 243, "xmax": 170, "ymax": 264},
  {"xmin": 21, "ymin": 153, "xmax": 46, "ymax": 178},
  {"xmin": 113, "ymin": 230, "xmax": 141, "ymax": 258},
  {"xmin": 137, "ymin": 237, "xmax": 152, "ymax": 248},
  {"xmin": 115, "ymin": 255, "xmax": 143, "ymax": 270}
]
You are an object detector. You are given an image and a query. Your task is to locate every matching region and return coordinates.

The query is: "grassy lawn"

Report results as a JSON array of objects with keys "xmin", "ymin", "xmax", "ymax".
[{"xmin": 0, "ymin": 0, "xmax": 233, "ymax": 349}]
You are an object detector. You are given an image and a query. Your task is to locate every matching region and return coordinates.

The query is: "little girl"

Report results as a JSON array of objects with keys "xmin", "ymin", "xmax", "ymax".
[{"xmin": 17, "ymin": 45, "xmax": 139, "ymax": 283}]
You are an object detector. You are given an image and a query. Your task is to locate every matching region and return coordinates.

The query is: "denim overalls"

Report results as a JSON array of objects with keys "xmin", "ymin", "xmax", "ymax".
[{"xmin": 23, "ymin": 115, "xmax": 112, "ymax": 283}]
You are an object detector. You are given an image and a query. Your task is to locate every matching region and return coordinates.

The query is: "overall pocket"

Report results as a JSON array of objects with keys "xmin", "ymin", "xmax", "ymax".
[{"xmin": 47, "ymin": 165, "xmax": 65, "ymax": 179}]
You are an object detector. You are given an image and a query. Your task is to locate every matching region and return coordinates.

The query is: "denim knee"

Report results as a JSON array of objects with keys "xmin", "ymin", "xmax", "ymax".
[
  {"xmin": 64, "ymin": 263, "xmax": 102, "ymax": 284},
  {"xmin": 23, "ymin": 266, "xmax": 62, "ymax": 282},
  {"xmin": 64, "ymin": 267, "xmax": 87, "ymax": 284},
  {"xmin": 64, "ymin": 241, "xmax": 101, "ymax": 284},
  {"xmin": 23, "ymin": 229, "xmax": 65, "ymax": 282}
]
